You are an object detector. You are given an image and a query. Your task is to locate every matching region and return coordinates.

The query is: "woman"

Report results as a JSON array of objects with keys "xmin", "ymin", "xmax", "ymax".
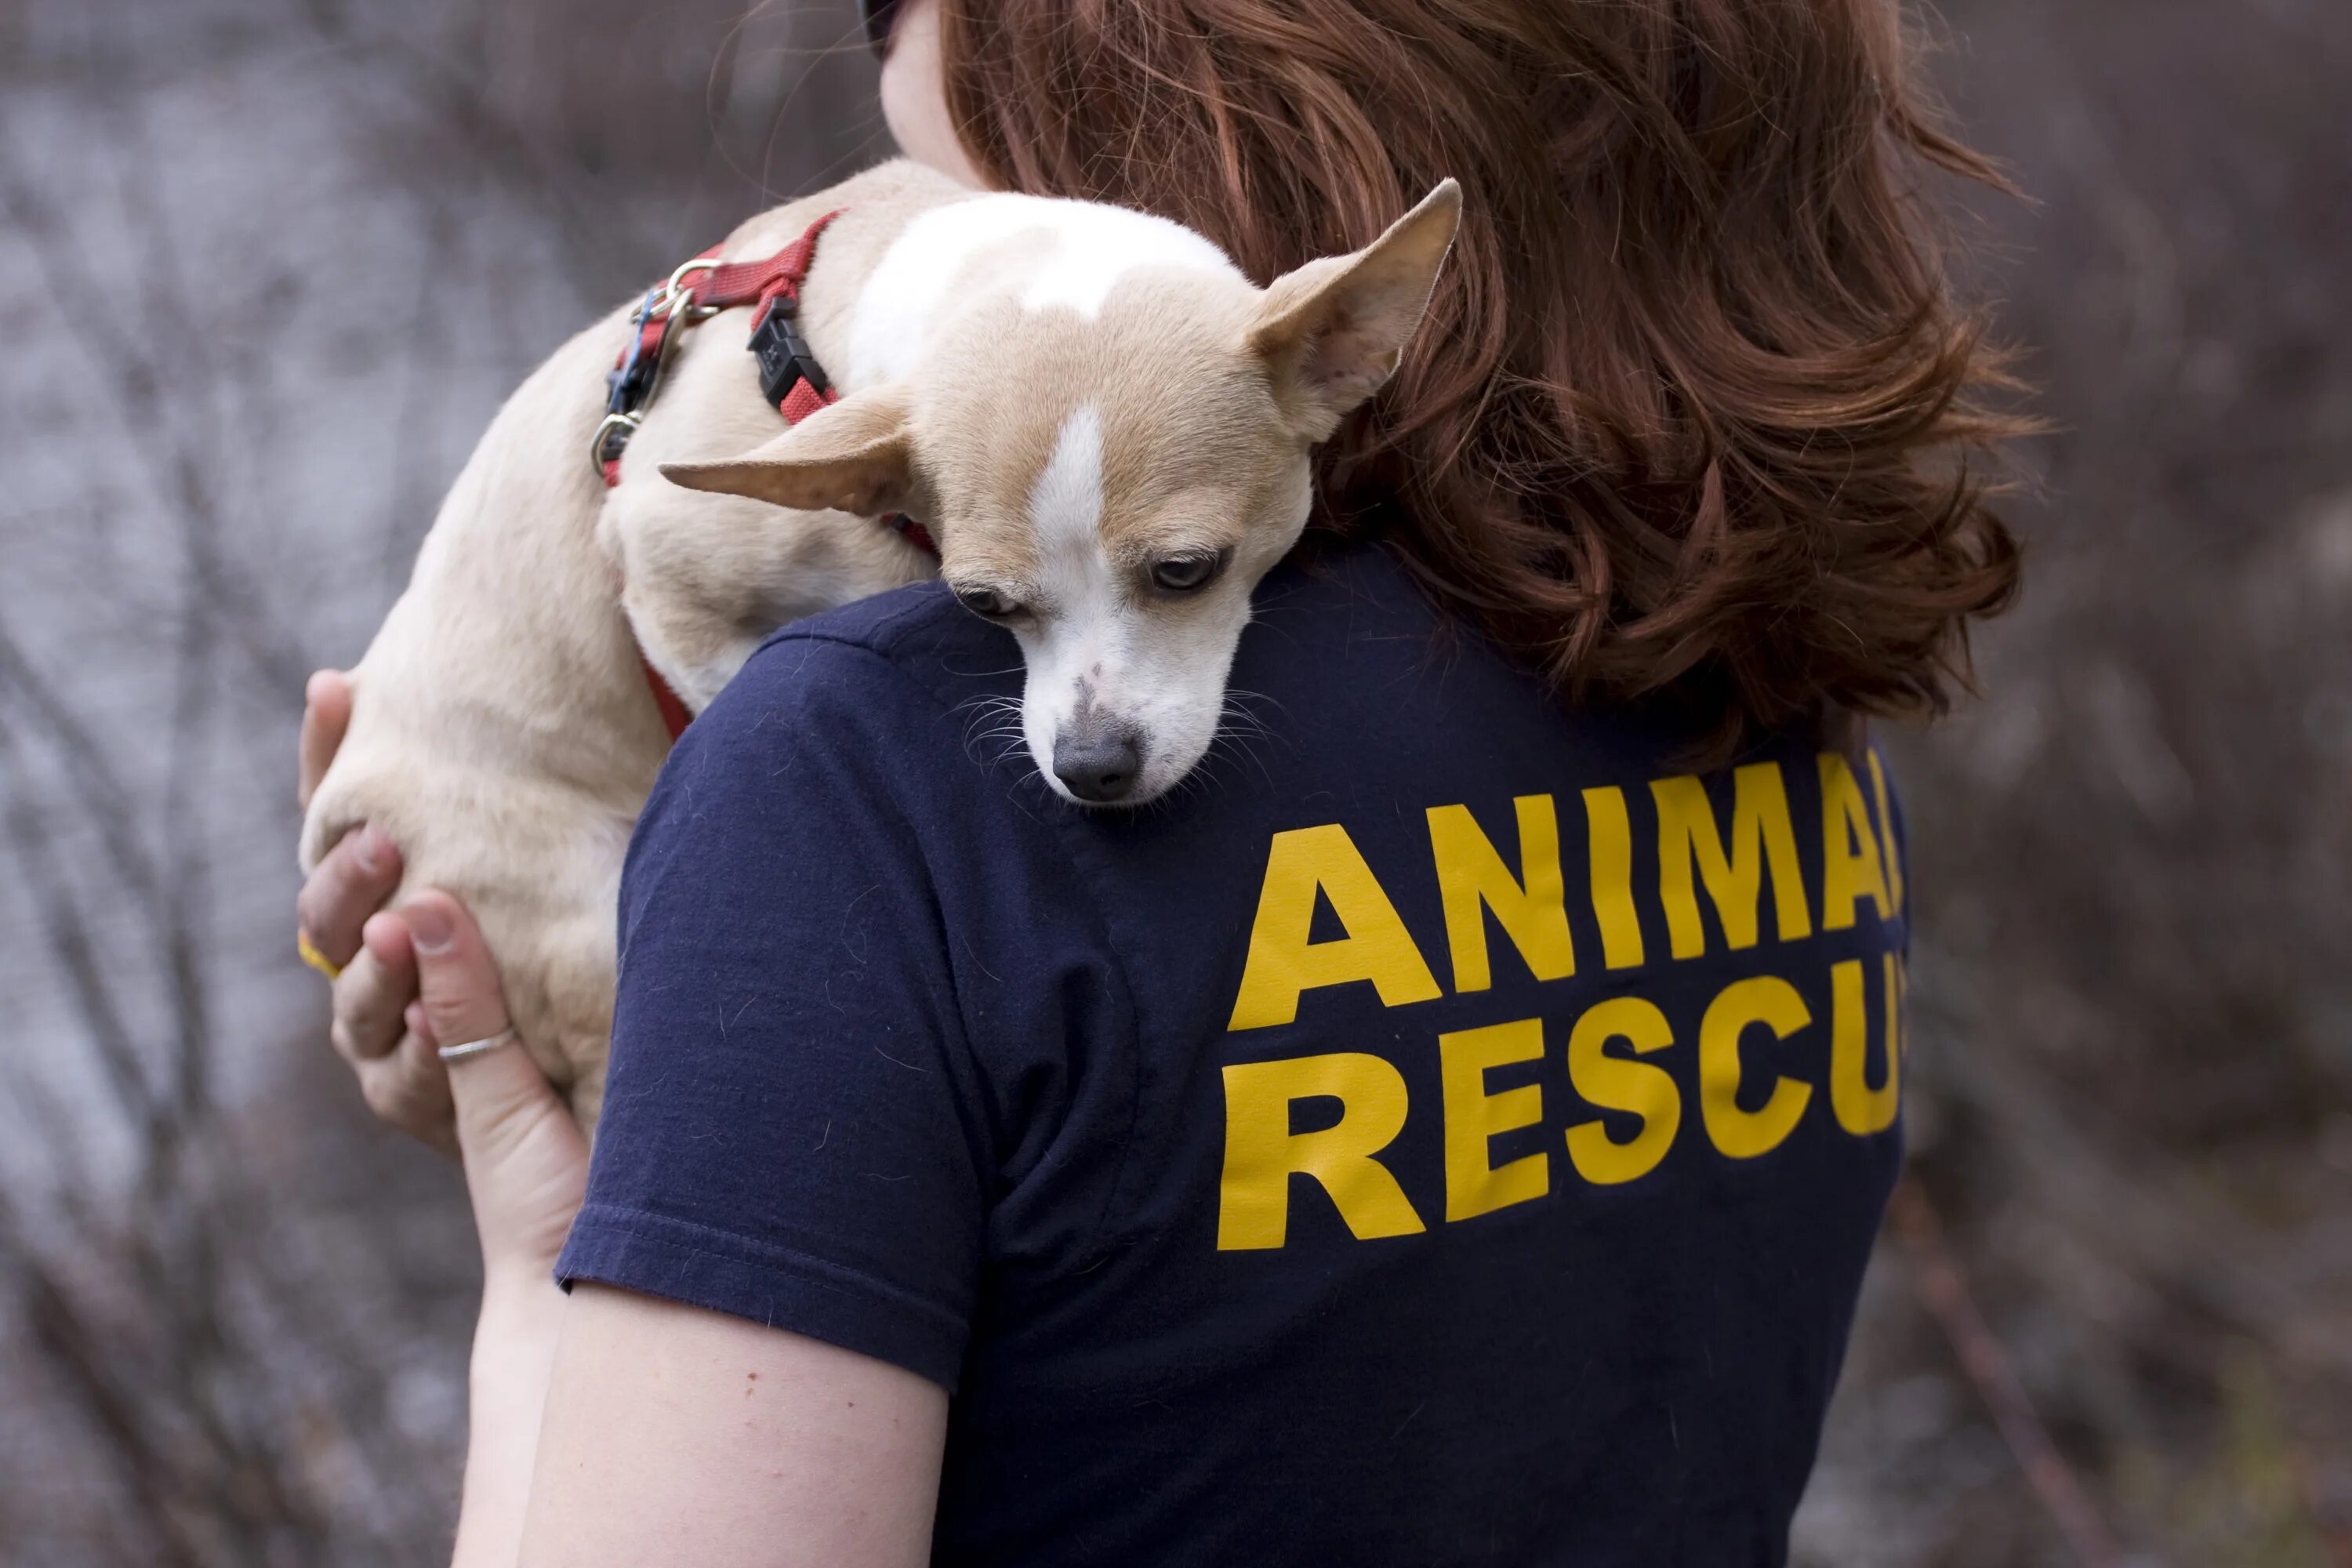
[{"xmin": 296, "ymin": 0, "xmax": 2020, "ymax": 1562}]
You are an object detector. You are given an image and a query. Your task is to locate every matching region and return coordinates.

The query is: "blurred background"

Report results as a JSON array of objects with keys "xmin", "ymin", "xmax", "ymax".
[{"xmin": 0, "ymin": 0, "xmax": 2345, "ymax": 1562}]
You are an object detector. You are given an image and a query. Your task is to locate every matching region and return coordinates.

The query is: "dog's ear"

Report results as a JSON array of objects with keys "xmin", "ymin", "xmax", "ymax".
[
  {"xmin": 660, "ymin": 385, "xmax": 918, "ymax": 516},
  {"xmin": 1247, "ymin": 179, "xmax": 1462, "ymax": 443}
]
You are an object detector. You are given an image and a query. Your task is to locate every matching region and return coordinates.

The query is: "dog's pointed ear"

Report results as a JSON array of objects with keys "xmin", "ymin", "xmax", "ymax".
[
  {"xmin": 660, "ymin": 384, "xmax": 918, "ymax": 516},
  {"xmin": 1247, "ymin": 179, "xmax": 1462, "ymax": 443}
]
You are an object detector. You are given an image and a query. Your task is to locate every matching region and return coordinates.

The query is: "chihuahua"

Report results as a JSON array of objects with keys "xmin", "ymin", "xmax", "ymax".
[{"xmin": 302, "ymin": 158, "xmax": 1458, "ymax": 1124}]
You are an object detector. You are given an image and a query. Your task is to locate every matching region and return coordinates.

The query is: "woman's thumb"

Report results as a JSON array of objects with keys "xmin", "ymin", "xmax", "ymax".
[{"xmin": 404, "ymin": 891, "xmax": 565, "ymax": 1163}]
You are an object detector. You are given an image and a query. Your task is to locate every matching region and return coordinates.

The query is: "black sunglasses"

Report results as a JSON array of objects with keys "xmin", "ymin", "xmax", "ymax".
[{"xmin": 859, "ymin": 0, "xmax": 900, "ymax": 57}]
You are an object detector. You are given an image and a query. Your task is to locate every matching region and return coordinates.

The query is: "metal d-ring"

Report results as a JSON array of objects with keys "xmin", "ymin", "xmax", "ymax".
[
  {"xmin": 596, "ymin": 256, "xmax": 733, "ymax": 478},
  {"xmin": 589, "ymin": 410, "xmax": 642, "ymax": 478},
  {"xmin": 656, "ymin": 256, "xmax": 724, "ymax": 322}
]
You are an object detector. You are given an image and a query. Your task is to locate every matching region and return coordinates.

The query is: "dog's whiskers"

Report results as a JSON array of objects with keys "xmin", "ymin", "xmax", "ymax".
[
  {"xmin": 956, "ymin": 693, "xmax": 1035, "ymax": 769},
  {"xmin": 1204, "ymin": 692, "xmax": 1283, "ymax": 793}
]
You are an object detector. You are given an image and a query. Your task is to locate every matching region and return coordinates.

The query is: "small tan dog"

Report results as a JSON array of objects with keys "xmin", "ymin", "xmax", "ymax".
[{"xmin": 303, "ymin": 158, "xmax": 1459, "ymax": 1125}]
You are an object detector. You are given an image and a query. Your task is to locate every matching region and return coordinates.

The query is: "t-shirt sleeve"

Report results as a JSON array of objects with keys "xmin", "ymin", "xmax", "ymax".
[{"xmin": 556, "ymin": 633, "xmax": 992, "ymax": 1392}]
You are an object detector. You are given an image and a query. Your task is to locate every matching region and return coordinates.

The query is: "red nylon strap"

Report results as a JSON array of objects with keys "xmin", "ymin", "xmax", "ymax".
[
  {"xmin": 604, "ymin": 209, "xmax": 933, "ymax": 742},
  {"xmin": 691, "ymin": 209, "xmax": 840, "ymax": 316},
  {"xmin": 778, "ymin": 376, "xmax": 832, "ymax": 426},
  {"xmin": 643, "ymin": 664, "xmax": 694, "ymax": 741}
]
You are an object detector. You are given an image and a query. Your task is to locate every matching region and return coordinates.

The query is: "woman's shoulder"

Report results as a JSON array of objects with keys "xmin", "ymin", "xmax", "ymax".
[
  {"xmin": 734, "ymin": 579, "xmax": 1001, "ymax": 706},
  {"xmin": 681, "ymin": 579, "xmax": 1018, "ymax": 775},
  {"xmin": 637, "ymin": 578, "xmax": 1049, "ymax": 899}
]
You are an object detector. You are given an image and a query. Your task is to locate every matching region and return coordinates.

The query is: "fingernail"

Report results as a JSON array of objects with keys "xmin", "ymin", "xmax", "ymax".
[
  {"xmin": 408, "ymin": 902, "xmax": 452, "ymax": 953},
  {"xmin": 354, "ymin": 825, "xmax": 389, "ymax": 874}
]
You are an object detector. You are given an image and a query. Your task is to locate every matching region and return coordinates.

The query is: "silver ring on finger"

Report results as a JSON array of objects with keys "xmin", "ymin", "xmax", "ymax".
[{"xmin": 437, "ymin": 1029, "xmax": 517, "ymax": 1065}]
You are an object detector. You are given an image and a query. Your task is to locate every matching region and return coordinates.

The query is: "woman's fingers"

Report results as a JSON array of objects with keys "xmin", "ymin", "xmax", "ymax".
[
  {"xmin": 406, "ymin": 893, "xmax": 510, "ymax": 1051},
  {"xmin": 340, "ymin": 913, "xmax": 452, "ymax": 1150},
  {"xmin": 299, "ymin": 669, "xmax": 353, "ymax": 808},
  {"xmin": 406, "ymin": 890, "xmax": 590, "ymax": 1279},
  {"xmin": 329, "ymin": 913, "xmax": 419, "ymax": 1064},
  {"xmin": 296, "ymin": 823, "xmax": 402, "ymax": 971},
  {"xmin": 407, "ymin": 891, "xmax": 553, "ymax": 1158}
]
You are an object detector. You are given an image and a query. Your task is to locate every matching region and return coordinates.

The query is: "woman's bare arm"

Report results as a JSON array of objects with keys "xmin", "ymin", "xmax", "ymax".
[
  {"xmin": 307, "ymin": 674, "xmax": 950, "ymax": 1566},
  {"xmin": 379, "ymin": 891, "xmax": 946, "ymax": 1568},
  {"xmin": 517, "ymin": 1286, "xmax": 948, "ymax": 1568}
]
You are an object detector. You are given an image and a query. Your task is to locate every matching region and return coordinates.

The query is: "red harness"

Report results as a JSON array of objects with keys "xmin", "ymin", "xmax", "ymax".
[{"xmin": 596, "ymin": 211, "xmax": 935, "ymax": 742}]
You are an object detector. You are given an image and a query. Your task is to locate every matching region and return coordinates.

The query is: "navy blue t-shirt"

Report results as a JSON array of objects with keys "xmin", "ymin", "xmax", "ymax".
[{"xmin": 558, "ymin": 540, "xmax": 1910, "ymax": 1566}]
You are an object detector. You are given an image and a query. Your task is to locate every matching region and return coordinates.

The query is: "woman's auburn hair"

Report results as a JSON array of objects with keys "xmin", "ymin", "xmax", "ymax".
[{"xmin": 937, "ymin": 0, "xmax": 2025, "ymax": 750}]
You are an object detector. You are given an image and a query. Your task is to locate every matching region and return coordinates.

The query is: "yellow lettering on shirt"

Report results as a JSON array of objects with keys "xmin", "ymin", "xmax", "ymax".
[
  {"xmin": 1828, "ymin": 955, "xmax": 1902, "ymax": 1135},
  {"xmin": 1563, "ymin": 996, "xmax": 1679, "ymax": 1186},
  {"xmin": 1210, "ymin": 761, "xmax": 1915, "ymax": 1250},
  {"xmin": 1439, "ymin": 1018, "xmax": 1550, "ymax": 1221},
  {"xmin": 1427, "ymin": 797, "xmax": 1575, "ymax": 993},
  {"xmin": 1218, "ymin": 1053, "xmax": 1427, "ymax": 1249},
  {"xmin": 1698, "ymin": 975, "xmax": 1813, "ymax": 1159},
  {"xmin": 1867, "ymin": 749, "xmax": 1905, "ymax": 916},
  {"xmin": 1820, "ymin": 753, "xmax": 1894, "ymax": 931},
  {"xmin": 1652, "ymin": 764, "xmax": 1813, "ymax": 959},
  {"xmin": 1228, "ymin": 825, "xmax": 1443, "ymax": 1032},
  {"xmin": 1581, "ymin": 786, "xmax": 1647, "ymax": 970}
]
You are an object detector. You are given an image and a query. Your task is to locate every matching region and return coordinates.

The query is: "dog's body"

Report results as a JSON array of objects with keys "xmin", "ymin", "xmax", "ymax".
[{"xmin": 304, "ymin": 158, "xmax": 1457, "ymax": 1126}]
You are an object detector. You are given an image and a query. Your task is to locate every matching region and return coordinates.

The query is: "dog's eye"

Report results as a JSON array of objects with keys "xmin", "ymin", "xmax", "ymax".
[
  {"xmin": 1148, "ymin": 550, "xmax": 1229, "ymax": 594},
  {"xmin": 953, "ymin": 585, "xmax": 1020, "ymax": 620}
]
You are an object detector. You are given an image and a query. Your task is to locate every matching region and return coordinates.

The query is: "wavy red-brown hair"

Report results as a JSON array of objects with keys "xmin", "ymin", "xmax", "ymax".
[{"xmin": 935, "ymin": 0, "xmax": 2024, "ymax": 749}]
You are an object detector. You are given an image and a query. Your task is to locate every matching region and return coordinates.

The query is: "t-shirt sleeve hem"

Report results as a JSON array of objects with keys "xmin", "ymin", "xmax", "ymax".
[{"xmin": 554, "ymin": 1203, "xmax": 968, "ymax": 1393}]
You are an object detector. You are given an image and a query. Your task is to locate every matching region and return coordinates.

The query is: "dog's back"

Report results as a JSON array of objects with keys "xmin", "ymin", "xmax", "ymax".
[
  {"xmin": 302, "ymin": 162, "xmax": 967, "ymax": 1123},
  {"xmin": 299, "ymin": 310, "xmax": 666, "ymax": 1120}
]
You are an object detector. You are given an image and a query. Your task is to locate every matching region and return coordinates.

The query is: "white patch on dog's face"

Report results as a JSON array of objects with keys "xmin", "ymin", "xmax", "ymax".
[
  {"xmin": 996, "ymin": 403, "xmax": 1265, "ymax": 808},
  {"xmin": 946, "ymin": 404, "xmax": 1289, "ymax": 808}
]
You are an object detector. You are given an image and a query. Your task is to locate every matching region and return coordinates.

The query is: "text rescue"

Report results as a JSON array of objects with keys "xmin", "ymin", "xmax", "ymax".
[{"xmin": 1218, "ymin": 753, "xmax": 1905, "ymax": 1250}]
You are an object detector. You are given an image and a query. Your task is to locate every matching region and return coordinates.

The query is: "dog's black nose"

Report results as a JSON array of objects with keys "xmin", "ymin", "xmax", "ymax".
[{"xmin": 1053, "ymin": 728, "xmax": 1143, "ymax": 804}]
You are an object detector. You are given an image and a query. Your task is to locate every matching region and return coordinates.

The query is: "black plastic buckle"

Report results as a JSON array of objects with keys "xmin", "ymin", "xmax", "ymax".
[{"xmin": 750, "ymin": 295, "xmax": 832, "ymax": 411}]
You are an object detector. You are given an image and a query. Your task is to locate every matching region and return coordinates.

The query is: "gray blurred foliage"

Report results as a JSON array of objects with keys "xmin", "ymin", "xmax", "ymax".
[{"xmin": 0, "ymin": 0, "xmax": 2343, "ymax": 1563}]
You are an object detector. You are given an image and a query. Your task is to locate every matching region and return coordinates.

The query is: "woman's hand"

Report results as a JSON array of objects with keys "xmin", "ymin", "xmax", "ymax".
[
  {"xmin": 297, "ymin": 669, "xmax": 454, "ymax": 1149},
  {"xmin": 299, "ymin": 669, "xmax": 586, "ymax": 1268}
]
